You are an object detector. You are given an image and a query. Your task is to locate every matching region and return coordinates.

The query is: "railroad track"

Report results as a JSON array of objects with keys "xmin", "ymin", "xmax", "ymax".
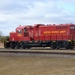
[
  {"xmin": 1, "ymin": 47, "xmax": 75, "ymax": 50},
  {"xmin": 0, "ymin": 50, "xmax": 75, "ymax": 55},
  {"xmin": 0, "ymin": 48, "xmax": 75, "ymax": 57}
]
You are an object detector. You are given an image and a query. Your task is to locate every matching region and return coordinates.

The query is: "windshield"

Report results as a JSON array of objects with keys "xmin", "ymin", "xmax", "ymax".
[{"xmin": 17, "ymin": 30, "xmax": 22, "ymax": 33}]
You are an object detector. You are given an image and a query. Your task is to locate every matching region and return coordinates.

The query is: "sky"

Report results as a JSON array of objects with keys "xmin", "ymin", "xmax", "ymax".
[{"xmin": 0, "ymin": 0, "xmax": 75, "ymax": 35}]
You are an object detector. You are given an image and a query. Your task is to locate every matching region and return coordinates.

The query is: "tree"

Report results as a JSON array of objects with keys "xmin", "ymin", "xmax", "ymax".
[
  {"xmin": 0, "ymin": 31, "xmax": 3, "ymax": 43},
  {"xmin": 0, "ymin": 31, "xmax": 2, "ymax": 37}
]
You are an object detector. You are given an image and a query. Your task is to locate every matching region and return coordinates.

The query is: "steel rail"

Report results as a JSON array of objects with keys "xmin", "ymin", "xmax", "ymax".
[{"xmin": 0, "ymin": 50, "xmax": 75, "ymax": 56}]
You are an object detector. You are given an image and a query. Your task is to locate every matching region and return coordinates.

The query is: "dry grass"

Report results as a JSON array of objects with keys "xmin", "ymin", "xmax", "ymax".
[{"xmin": 0, "ymin": 56, "xmax": 75, "ymax": 75}]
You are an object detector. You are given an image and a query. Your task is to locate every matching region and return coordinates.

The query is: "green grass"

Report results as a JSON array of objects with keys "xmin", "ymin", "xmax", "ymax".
[{"xmin": 0, "ymin": 56, "xmax": 75, "ymax": 75}]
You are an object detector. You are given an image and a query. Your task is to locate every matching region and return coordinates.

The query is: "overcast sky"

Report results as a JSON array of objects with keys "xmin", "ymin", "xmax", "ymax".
[{"xmin": 0, "ymin": 0, "xmax": 75, "ymax": 35}]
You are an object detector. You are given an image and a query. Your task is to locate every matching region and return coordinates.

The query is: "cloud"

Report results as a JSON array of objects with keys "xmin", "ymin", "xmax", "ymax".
[{"xmin": 0, "ymin": 0, "xmax": 75, "ymax": 35}]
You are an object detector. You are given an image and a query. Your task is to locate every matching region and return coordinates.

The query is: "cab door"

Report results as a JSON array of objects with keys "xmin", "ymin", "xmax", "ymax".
[{"xmin": 23, "ymin": 28, "xmax": 30, "ymax": 41}]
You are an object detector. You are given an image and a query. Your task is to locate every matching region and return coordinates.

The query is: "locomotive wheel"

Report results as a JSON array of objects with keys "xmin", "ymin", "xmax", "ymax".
[
  {"xmin": 11, "ymin": 45, "xmax": 15, "ymax": 49},
  {"xmin": 20, "ymin": 42, "xmax": 26, "ymax": 49},
  {"xmin": 68, "ymin": 43, "xmax": 73, "ymax": 49},
  {"xmin": 22, "ymin": 45, "xmax": 26, "ymax": 49},
  {"xmin": 51, "ymin": 42, "xmax": 57, "ymax": 49},
  {"xmin": 69, "ymin": 46, "xmax": 73, "ymax": 49},
  {"xmin": 10, "ymin": 43, "xmax": 15, "ymax": 49},
  {"xmin": 15, "ymin": 44, "xmax": 20, "ymax": 49},
  {"xmin": 62, "ymin": 41, "xmax": 69, "ymax": 49},
  {"xmin": 56, "ymin": 42, "xmax": 62, "ymax": 49},
  {"xmin": 27, "ymin": 46, "xmax": 30, "ymax": 49}
]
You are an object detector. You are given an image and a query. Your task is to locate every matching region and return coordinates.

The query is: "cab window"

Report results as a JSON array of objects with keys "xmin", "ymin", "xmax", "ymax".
[{"xmin": 18, "ymin": 30, "xmax": 22, "ymax": 33}]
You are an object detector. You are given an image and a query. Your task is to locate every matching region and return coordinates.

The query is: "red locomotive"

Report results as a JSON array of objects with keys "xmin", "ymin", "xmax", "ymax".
[{"xmin": 4, "ymin": 24, "xmax": 75, "ymax": 49}]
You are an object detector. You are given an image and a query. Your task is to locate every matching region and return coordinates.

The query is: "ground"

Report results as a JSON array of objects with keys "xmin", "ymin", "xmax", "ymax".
[
  {"xmin": 0, "ymin": 43, "xmax": 4, "ymax": 48},
  {"xmin": 0, "ymin": 56, "xmax": 75, "ymax": 75},
  {"xmin": 0, "ymin": 43, "xmax": 75, "ymax": 75}
]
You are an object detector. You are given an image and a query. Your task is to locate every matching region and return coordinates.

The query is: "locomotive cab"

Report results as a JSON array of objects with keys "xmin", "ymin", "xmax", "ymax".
[{"xmin": 16, "ymin": 26, "xmax": 30, "ymax": 41}]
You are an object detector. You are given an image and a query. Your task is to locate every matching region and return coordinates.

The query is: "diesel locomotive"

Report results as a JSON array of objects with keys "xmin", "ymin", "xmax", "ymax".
[{"xmin": 4, "ymin": 24, "xmax": 75, "ymax": 49}]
